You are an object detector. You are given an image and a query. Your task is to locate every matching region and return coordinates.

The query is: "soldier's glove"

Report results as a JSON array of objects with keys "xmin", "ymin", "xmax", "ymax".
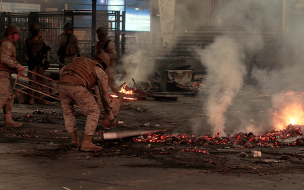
[
  {"xmin": 17, "ymin": 66, "xmax": 25, "ymax": 77},
  {"xmin": 109, "ymin": 118, "xmax": 117, "ymax": 128},
  {"xmin": 77, "ymin": 53, "xmax": 80, "ymax": 57},
  {"xmin": 101, "ymin": 117, "xmax": 117, "ymax": 128},
  {"xmin": 44, "ymin": 61, "xmax": 50, "ymax": 70}
]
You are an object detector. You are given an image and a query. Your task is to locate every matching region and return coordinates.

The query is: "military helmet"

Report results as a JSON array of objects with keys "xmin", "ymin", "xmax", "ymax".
[
  {"xmin": 96, "ymin": 27, "xmax": 108, "ymax": 36},
  {"xmin": 5, "ymin": 25, "xmax": 21, "ymax": 35},
  {"xmin": 30, "ymin": 23, "xmax": 40, "ymax": 31},
  {"xmin": 63, "ymin": 23, "xmax": 73, "ymax": 31}
]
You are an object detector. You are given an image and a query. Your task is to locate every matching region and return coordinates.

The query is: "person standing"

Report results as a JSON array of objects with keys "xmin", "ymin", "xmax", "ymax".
[
  {"xmin": 58, "ymin": 56, "xmax": 116, "ymax": 151},
  {"xmin": 95, "ymin": 27, "xmax": 122, "ymax": 116},
  {"xmin": 0, "ymin": 25, "xmax": 25, "ymax": 127},
  {"xmin": 53, "ymin": 23, "xmax": 80, "ymax": 68},
  {"xmin": 23, "ymin": 23, "xmax": 50, "ymax": 104}
]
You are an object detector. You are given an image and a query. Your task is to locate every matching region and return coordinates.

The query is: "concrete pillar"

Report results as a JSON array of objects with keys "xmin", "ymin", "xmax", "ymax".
[{"xmin": 158, "ymin": 0, "xmax": 175, "ymax": 47}]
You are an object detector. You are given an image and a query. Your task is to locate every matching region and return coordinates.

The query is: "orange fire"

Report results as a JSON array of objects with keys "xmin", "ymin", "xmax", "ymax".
[
  {"xmin": 290, "ymin": 117, "xmax": 297, "ymax": 125},
  {"xmin": 110, "ymin": 83, "xmax": 137, "ymax": 101},
  {"xmin": 119, "ymin": 83, "xmax": 133, "ymax": 95},
  {"xmin": 271, "ymin": 94, "xmax": 304, "ymax": 130},
  {"xmin": 272, "ymin": 104, "xmax": 304, "ymax": 130}
]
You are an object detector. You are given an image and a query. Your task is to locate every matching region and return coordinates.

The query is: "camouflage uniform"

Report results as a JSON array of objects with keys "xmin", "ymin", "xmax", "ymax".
[
  {"xmin": 24, "ymin": 36, "xmax": 50, "ymax": 104},
  {"xmin": 95, "ymin": 38, "xmax": 123, "ymax": 116},
  {"xmin": 53, "ymin": 33, "xmax": 80, "ymax": 66},
  {"xmin": 95, "ymin": 39, "xmax": 120, "ymax": 95},
  {"xmin": 58, "ymin": 57, "xmax": 115, "ymax": 151},
  {"xmin": 0, "ymin": 37, "xmax": 23, "ymax": 127}
]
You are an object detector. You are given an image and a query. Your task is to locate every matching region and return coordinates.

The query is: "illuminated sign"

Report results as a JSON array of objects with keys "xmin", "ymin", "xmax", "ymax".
[
  {"xmin": 108, "ymin": 0, "xmax": 124, "ymax": 11},
  {"xmin": 0, "ymin": 2, "xmax": 40, "ymax": 12}
]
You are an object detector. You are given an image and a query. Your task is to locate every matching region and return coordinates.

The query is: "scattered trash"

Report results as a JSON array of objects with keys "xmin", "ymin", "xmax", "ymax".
[
  {"xmin": 262, "ymin": 159, "xmax": 280, "ymax": 163},
  {"xmin": 252, "ymin": 151, "xmax": 262, "ymax": 157}
]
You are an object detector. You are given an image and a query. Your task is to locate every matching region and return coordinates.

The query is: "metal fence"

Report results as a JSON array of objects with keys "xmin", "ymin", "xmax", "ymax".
[{"xmin": 0, "ymin": 10, "xmax": 125, "ymax": 68}]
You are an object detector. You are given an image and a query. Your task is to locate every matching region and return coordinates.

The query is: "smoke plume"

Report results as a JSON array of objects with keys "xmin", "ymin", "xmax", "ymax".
[
  {"xmin": 194, "ymin": 0, "xmax": 286, "ymax": 135},
  {"xmin": 196, "ymin": 36, "xmax": 246, "ymax": 136},
  {"xmin": 119, "ymin": 51, "xmax": 156, "ymax": 85}
]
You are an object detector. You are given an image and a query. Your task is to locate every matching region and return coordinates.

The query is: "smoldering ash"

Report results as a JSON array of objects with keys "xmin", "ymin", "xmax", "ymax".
[{"xmin": 196, "ymin": 36, "xmax": 246, "ymax": 137}]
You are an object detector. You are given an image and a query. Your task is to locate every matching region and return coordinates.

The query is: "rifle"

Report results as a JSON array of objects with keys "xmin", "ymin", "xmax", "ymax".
[
  {"xmin": 49, "ymin": 55, "xmax": 64, "ymax": 68},
  {"xmin": 29, "ymin": 45, "xmax": 52, "ymax": 70}
]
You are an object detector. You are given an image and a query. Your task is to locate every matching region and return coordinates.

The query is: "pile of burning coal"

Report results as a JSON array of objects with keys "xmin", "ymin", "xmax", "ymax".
[{"xmin": 133, "ymin": 122, "xmax": 304, "ymax": 148}]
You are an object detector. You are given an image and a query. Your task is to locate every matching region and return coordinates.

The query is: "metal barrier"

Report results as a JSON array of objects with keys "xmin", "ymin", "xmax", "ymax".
[{"xmin": 0, "ymin": 10, "xmax": 125, "ymax": 68}]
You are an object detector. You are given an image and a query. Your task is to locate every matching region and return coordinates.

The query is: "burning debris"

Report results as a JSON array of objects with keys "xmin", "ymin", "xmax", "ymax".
[
  {"xmin": 160, "ymin": 70, "xmax": 203, "ymax": 92},
  {"xmin": 133, "ymin": 124, "xmax": 304, "ymax": 148},
  {"xmin": 110, "ymin": 82, "xmax": 179, "ymax": 102}
]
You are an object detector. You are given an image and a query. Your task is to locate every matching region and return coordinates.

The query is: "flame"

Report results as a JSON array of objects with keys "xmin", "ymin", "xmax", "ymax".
[
  {"xmin": 110, "ymin": 83, "xmax": 137, "ymax": 101},
  {"xmin": 271, "ymin": 95, "xmax": 304, "ymax": 130},
  {"xmin": 290, "ymin": 117, "xmax": 297, "ymax": 125},
  {"xmin": 110, "ymin": 94, "xmax": 137, "ymax": 101},
  {"xmin": 119, "ymin": 83, "xmax": 133, "ymax": 95}
]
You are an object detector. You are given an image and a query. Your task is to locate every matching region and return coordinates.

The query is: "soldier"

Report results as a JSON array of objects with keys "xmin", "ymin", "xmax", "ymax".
[
  {"xmin": 95, "ymin": 27, "xmax": 122, "ymax": 116},
  {"xmin": 0, "ymin": 25, "xmax": 25, "ymax": 127},
  {"xmin": 58, "ymin": 56, "xmax": 116, "ymax": 151},
  {"xmin": 53, "ymin": 23, "xmax": 80, "ymax": 68},
  {"xmin": 24, "ymin": 23, "xmax": 50, "ymax": 104}
]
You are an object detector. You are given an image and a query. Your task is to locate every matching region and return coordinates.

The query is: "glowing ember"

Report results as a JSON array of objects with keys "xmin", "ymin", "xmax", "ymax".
[
  {"xmin": 110, "ymin": 94, "xmax": 137, "ymax": 101},
  {"xmin": 133, "ymin": 124, "xmax": 304, "ymax": 147}
]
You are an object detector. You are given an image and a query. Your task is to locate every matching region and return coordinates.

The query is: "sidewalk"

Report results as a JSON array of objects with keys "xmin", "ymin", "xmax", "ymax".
[
  {"xmin": 0, "ymin": 101, "xmax": 303, "ymax": 190},
  {"xmin": 0, "ymin": 138, "xmax": 302, "ymax": 190}
]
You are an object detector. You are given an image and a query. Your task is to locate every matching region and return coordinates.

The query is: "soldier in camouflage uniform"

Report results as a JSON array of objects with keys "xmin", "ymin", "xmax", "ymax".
[
  {"xmin": 58, "ymin": 56, "xmax": 116, "ymax": 151},
  {"xmin": 53, "ymin": 23, "xmax": 80, "ymax": 68},
  {"xmin": 23, "ymin": 23, "xmax": 50, "ymax": 104},
  {"xmin": 95, "ymin": 27, "xmax": 123, "ymax": 116},
  {"xmin": 0, "ymin": 25, "xmax": 25, "ymax": 127}
]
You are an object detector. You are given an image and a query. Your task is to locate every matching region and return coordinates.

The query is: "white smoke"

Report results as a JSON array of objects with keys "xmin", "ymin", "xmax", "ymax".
[
  {"xmin": 119, "ymin": 51, "xmax": 156, "ymax": 86},
  {"xmin": 194, "ymin": 0, "xmax": 285, "ymax": 136},
  {"xmin": 196, "ymin": 36, "xmax": 246, "ymax": 136},
  {"xmin": 249, "ymin": 2, "xmax": 304, "ymax": 130}
]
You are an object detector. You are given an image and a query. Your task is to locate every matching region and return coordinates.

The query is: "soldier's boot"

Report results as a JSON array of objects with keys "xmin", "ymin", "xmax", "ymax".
[
  {"xmin": 80, "ymin": 135, "xmax": 103, "ymax": 152},
  {"xmin": 28, "ymin": 97, "xmax": 35, "ymax": 105},
  {"xmin": 70, "ymin": 131, "xmax": 80, "ymax": 148},
  {"xmin": 5, "ymin": 114, "xmax": 22, "ymax": 128}
]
